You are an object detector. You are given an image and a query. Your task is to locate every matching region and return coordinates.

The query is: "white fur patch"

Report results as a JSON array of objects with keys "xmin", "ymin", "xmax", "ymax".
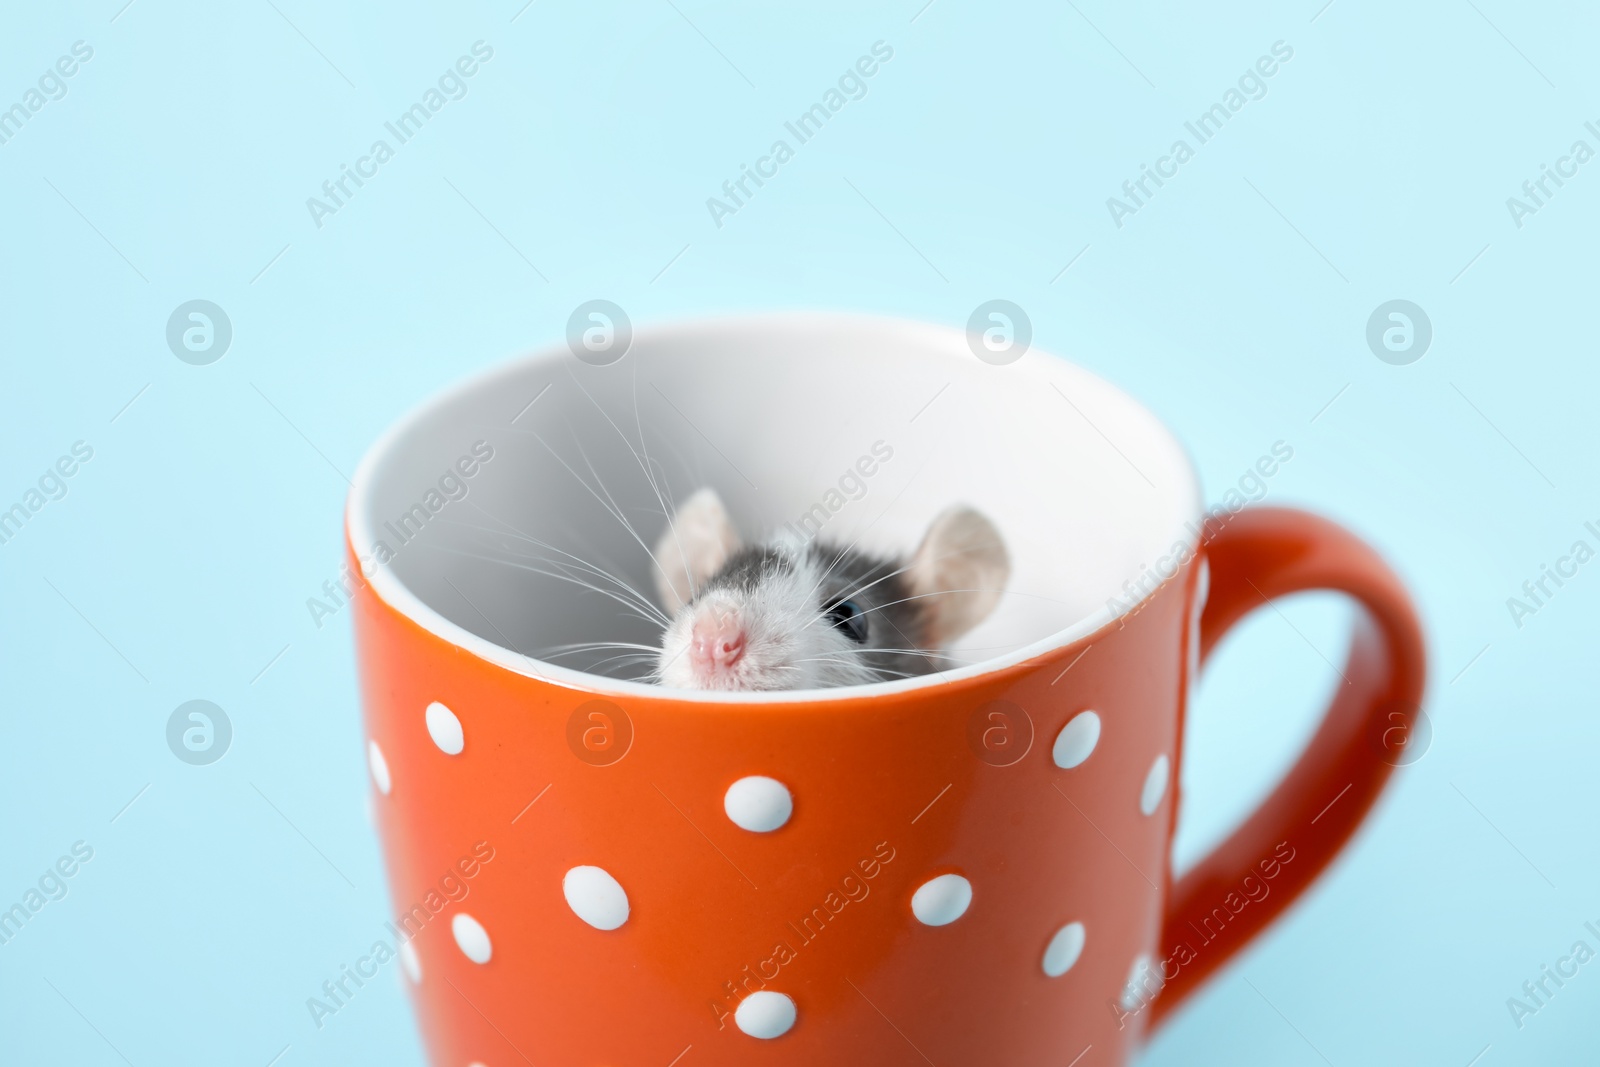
[{"xmin": 657, "ymin": 545, "xmax": 879, "ymax": 690}]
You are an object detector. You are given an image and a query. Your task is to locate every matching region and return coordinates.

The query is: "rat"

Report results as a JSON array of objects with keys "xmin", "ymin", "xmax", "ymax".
[{"xmin": 650, "ymin": 488, "xmax": 1010, "ymax": 690}]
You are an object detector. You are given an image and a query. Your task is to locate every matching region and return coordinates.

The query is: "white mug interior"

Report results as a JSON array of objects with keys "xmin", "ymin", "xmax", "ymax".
[{"xmin": 345, "ymin": 313, "xmax": 1202, "ymax": 702}]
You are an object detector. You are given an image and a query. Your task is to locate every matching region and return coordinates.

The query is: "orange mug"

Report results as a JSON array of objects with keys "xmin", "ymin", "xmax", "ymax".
[{"xmin": 345, "ymin": 314, "xmax": 1425, "ymax": 1066}]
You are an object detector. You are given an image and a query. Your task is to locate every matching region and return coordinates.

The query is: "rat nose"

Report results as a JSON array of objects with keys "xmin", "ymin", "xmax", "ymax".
[{"xmin": 690, "ymin": 610, "xmax": 746, "ymax": 672}]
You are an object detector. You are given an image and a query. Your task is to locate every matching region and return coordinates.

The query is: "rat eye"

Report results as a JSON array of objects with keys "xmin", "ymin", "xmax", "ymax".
[{"xmin": 826, "ymin": 599, "xmax": 869, "ymax": 643}]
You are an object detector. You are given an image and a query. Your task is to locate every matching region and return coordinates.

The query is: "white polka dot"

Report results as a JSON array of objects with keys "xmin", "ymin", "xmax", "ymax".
[
  {"xmin": 399, "ymin": 940, "xmax": 422, "ymax": 984},
  {"xmin": 1042, "ymin": 921, "xmax": 1086, "ymax": 977},
  {"xmin": 1052, "ymin": 711, "xmax": 1102, "ymax": 769},
  {"xmin": 735, "ymin": 991, "xmax": 796, "ymax": 1039},
  {"xmin": 724, "ymin": 776, "xmax": 793, "ymax": 832},
  {"xmin": 425, "ymin": 701, "xmax": 464, "ymax": 755},
  {"xmin": 1120, "ymin": 953, "xmax": 1161, "ymax": 1010},
  {"xmin": 451, "ymin": 912, "xmax": 492, "ymax": 964},
  {"xmin": 1141, "ymin": 754, "xmax": 1170, "ymax": 816},
  {"xmin": 563, "ymin": 866, "xmax": 629, "ymax": 930},
  {"xmin": 911, "ymin": 874, "xmax": 972, "ymax": 926},
  {"xmin": 368, "ymin": 740, "xmax": 391, "ymax": 795}
]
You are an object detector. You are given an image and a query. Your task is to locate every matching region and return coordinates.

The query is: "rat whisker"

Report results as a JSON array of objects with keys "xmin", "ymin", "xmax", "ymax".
[
  {"xmin": 571, "ymin": 366, "xmax": 701, "ymax": 607},
  {"xmin": 788, "ymin": 442, "xmax": 951, "ymax": 608},
  {"xmin": 785, "ymin": 657, "xmax": 924, "ymax": 680},
  {"xmin": 441, "ymin": 509, "xmax": 672, "ymax": 628},
  {"xmin": 539, "ymin": 646, "xmax": 657, "ymax": 664},
  {"xmin": 804, "ymin": 646, "xmax": 951, "ymax": 659},
  {"xmin": 428, "ymin": 544, "xmax": 669, "ymax": 630},
  {"xmin": 792, "ymin": 536, "xmax": 1012, "ymax": 642},
  {"xmin": 433, "ymin": 524, "xmax": 668, "ymax": 636},
  {"xmin": 525, "ymin": 423, "xmax": 682, "ymax": 608},
  {"xmin": 572, "ymin": 652, "xmax": 661, "ymax": 672},
  {"xmin": 540, "ymin": 640, "xmax": 666, "ymax": 654},
  {"xmin": 503, "ymin": 546, "xmax": 668, "ymax": 625},
  {"xmin": 475, "ymin": 548, "xmax": 665, "ymax": 626},
  {"xmin": 825, "ymin": 538, "xmax": 1004, "ymax": 611}
]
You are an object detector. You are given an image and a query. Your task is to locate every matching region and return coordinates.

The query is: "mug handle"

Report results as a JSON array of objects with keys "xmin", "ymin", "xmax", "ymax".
[{"xmin": 1148, "ymin": 507, "xmax": 1426, "ymax": 1027}]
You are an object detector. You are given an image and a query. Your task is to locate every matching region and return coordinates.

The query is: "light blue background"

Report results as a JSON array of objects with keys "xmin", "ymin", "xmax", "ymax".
[{"xmin": 2, "ymin": 1, "xmax": 1596, "ymax": 1064}]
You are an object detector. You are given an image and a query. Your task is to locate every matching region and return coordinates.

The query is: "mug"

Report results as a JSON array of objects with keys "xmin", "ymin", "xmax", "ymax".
[{"xmin": 345, "ymin": 313, "xmax": 1425, "ymax": 1066}]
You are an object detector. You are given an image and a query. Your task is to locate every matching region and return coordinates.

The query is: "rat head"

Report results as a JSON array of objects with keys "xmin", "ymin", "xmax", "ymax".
[{"xmin": 651, "ymin": 488, "xmax": 1010, "ymax": 691}]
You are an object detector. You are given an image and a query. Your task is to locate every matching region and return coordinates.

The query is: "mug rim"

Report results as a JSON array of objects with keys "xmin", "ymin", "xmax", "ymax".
[{"xmin": 345, "ymin": 310, "xmax": 1204, "ymax": 704}]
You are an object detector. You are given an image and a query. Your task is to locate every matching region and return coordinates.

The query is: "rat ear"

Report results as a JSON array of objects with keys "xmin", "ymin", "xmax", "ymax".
[
  {"xmin": 906, "ymin": 506, "xmax": 1010, "ymax": 647},
  {"xmin": 653, "ymin": 487, "xmax": 742, "ymax": 613}
]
